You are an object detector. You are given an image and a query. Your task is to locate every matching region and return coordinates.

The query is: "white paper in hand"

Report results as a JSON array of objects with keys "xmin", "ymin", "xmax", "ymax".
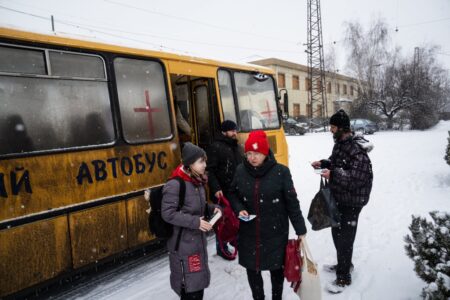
[{"xmin": 207, "ymin": 210, "xmax": 222, "ymax": 226}]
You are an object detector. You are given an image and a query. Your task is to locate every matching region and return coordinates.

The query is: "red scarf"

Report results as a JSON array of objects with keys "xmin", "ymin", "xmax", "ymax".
[{"xmin": 169, "ymin": 165, "xmax": 208, "ymax": 187}]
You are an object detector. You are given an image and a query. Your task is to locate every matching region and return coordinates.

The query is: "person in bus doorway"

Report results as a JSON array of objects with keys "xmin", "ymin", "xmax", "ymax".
[
  {"xmin": 162, "ymin": 142, "xmax": 221, "ymax": 300},
  {"xmin": 228, "ymin": 130, "xmax": 307, "ymax": 300},
  {"xmin": 206, "ymin": 120, "xmax": 243, "ymax": 260},
  {"xmin": 311, "ymin": 109, "xmax": 373, "ymax": 294}
]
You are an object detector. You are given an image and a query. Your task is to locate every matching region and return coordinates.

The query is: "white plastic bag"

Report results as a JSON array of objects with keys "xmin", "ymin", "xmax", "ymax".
[{"xmin": 297, "ymin": 239, "xmax": 322, "ymax": 300}]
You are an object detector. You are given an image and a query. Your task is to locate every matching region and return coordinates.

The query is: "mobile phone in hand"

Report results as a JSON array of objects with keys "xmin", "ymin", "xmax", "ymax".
[{"xmin": 238, "ymin": 214, "xmax": 256, "ymax": 222}]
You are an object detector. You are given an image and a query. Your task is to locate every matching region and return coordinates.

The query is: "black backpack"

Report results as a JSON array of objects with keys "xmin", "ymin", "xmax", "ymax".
[{"xmin": 148, "ymin": 177, "xmax": 186, "ymax": 239}]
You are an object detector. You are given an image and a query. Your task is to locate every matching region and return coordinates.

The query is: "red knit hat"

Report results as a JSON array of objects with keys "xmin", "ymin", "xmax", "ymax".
[{"xmin": 245, "ymin": 130, "xmax": 269, "ymax": 155}]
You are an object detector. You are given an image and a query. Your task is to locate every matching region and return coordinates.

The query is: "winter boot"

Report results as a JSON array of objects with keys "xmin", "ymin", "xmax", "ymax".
[
  {"xmin": 323, "ymin": 263, "xmax": 354, "ymax": 273},
  {"xmin": 326, "ymin": 278, "xmax": 352, "ymax": 294}
]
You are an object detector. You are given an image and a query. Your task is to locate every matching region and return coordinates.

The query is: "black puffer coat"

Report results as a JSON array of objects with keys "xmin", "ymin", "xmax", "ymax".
[
  {"xmin": 206, "ymin": 135, "xmax": 243, "ymax": 198},
  {"xmin": 228, "ymin": 152, "xmax": 307, "ymax": 271},
  {"xmin": 320, "ymin": 134, "xmax": 373, "ymax": 207}
]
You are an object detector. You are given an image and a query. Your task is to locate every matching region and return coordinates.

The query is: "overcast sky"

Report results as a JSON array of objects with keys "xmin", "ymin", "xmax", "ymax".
[{"xmin": 1, "ymin": 0, "xmax": 449, "ymax": 75}]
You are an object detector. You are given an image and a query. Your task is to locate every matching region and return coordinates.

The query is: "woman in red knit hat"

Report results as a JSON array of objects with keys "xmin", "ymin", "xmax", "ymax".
[{"xmin": 228, "ymin": 130, "xmax": 307, "ymax": 300}]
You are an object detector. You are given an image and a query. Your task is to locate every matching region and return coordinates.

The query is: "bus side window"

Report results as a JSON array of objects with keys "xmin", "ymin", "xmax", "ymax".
[
  {"xmin": 218, "ymin": 70, "xmax": 237, "ymax": 125},
  {"xmin": 0, "ymin": 45, "xmax": 114, "ymax": 156},
  {"xmin": 114, "ymin": 58, "xmax": 172, "ymax": 143}
]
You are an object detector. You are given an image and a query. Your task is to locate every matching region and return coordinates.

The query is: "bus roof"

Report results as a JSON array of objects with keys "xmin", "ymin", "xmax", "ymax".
[{"xmin": 0, "ymin": 27, "xmax": 274, "ymax": 75}]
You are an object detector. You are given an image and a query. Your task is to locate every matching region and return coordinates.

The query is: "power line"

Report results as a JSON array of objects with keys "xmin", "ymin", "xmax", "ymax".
[
  {"xmin": 3, "ymin": 0, "xmax": 303, "ymax": 46},
  {"xmin": 0, "ymin": 4, "xmax": 49, "ymax": 21},
  {"xmin": 0, "ymin": 5, "xmax": 183, "ymax": 52},
  {"xmin": 397, "ymin": 17, "xmax": 450, "ymax": 29},
  {"xmin": 103, "ymin": 0, "xmax": 300, "ymax": 45},
  {"xmin": 58, "ymin": 19, "xmax": 303, "ymax": 54},
  {"xmin": 0, "ymin": 4, "xmax": 304, "ymax": 55},
  {"xmin": 0, "ymin": 0, "xmax": 131, "ymax": 33}
]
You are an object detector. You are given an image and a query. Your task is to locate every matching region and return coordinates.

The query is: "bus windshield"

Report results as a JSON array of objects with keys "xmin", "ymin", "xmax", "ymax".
[{"xmin": 234, "ymin": 72, "xmax": 280, "ymax": 132}]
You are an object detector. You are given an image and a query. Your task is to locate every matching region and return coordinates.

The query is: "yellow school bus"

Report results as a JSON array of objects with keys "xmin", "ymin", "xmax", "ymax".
[{"xmin": 0, "ymin": 27, "xmax": 288, "ymax": 297}]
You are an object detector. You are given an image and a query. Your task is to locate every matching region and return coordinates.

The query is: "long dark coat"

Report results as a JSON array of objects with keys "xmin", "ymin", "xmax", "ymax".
[
  {"xmin": 228, "ymin": 152, "xmax": 307, "ymax": 271},
  {"xmin": 161, "ymin": 178, "xmax": 217, "ymax": 295},
  {"xmin": 206, "ymin": 135, "xmax": 243, "ymax": 198}
]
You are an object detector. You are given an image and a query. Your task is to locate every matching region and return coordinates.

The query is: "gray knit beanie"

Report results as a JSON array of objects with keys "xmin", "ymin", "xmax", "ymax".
[{"xmin": 182, "ymin": 142, "xmax": 206, "ymax": 166}]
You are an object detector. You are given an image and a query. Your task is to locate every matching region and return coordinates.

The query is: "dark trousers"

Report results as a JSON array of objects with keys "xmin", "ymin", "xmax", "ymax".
[
  {"xmin": 180, "ymin": 288, "xmax": 204, "ymax": 300},
  {"xmin": 331, "ymin": 205, "xmax": 362, "ymax": 281},
  {"xmin": 246, "ymin": 268, "xmax": 284, "ymax": 300}
]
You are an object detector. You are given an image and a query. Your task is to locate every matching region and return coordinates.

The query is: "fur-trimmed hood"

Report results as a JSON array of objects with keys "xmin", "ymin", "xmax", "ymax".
[{"xmin": 353, "ymin": 132, "xmax": 374, "ymax": 153}]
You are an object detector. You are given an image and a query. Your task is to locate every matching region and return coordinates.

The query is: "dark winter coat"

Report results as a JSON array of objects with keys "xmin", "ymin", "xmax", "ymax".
[
  {"xmin": 228, "ymin": 152, "xmax": 307, "ymax": 271},
  {"xmin": 161, "ymin": 177, "xmax": 218, "ymax": 295},
  {"xmin": 320, "ymin": 134, "xmax": 373, "ymax": 207},
  {"xmin": 206, "ymin": 135, "xmax": 243, "ymax": 198}
]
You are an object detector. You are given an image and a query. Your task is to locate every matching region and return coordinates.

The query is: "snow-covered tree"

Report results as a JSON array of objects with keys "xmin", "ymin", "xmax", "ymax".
[
  {"xmin": 404, "ymin": 211, "xmax": 450, "ymax": 299},
  {"xmin": 445, "ymin": 131, "xmax": 450, "ymax": 166}
]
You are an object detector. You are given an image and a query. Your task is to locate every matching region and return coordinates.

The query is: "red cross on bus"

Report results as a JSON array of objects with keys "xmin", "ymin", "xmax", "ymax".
[
  {"xmin": 133, "ymin": 90, "xmax": 161, "ymax": 138},
  {"xmin": 260, "ymin": 100, "xmax": 276, "ymax": 123}
]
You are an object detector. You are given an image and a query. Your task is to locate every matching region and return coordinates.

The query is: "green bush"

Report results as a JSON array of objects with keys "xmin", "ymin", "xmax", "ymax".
[{"xmin": 404, "ymin": 212, "xmax": 450, "ymax": 299}]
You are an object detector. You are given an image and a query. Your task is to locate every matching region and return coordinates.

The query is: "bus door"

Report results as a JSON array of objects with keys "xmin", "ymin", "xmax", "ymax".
[
  {"xmin": 190, "ymin": 78, "xmax": 219, "ymax": 150},
  {"xmin": 171, "ymin": 75, "xmax": 219, "ymax": 150}
]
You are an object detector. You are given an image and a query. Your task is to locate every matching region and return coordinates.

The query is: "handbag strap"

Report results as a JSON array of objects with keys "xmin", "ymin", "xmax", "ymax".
[
  {"xmin": 302, "ymin": 238, "xmax": 315, "ymax": 262},
  {"xmin": 301, "ymin": 238, "xmax": 318, "ymax": 275},
  {"xmin": 320, "ymin": 177, "xmax": 329, "ymax": 188}
]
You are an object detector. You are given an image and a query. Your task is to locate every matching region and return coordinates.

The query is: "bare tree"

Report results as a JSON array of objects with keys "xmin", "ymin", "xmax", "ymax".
[
  {"xmin": 344, "ymin": 18, "xmax": 390, "ymax": 118},
  {"xmin": 407, "ymin": 46, "xmax": 450, "ymax": 129},
  {"xmin": 374, "ymin": 50, "xmax": 414, "ymax": 128},
  {"xmin": 324, "ymin": 44, "xmax": 337, "ymax": 73},
  {"xmin": 344, "ymin": 19, "xmax": 450, "ymax": 129}
]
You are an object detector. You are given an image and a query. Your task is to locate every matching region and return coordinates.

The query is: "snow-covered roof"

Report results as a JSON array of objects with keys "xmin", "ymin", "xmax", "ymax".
[{"xmin": 334, "ymin": 98, "xmax": 353, "ymax": 103}]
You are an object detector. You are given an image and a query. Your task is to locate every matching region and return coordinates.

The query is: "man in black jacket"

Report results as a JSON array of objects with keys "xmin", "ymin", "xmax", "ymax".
[
  {"xmin": 311, "ymin": 109, "xmax": 373, "ymax": 294},
  {"xmin": 207, "ymin": 120, "xmax": 243, "ymax": 260}
]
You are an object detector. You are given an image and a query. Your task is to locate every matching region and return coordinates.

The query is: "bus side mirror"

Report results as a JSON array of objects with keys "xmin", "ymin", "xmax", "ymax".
[{"xmin": 283, "ymin": 93, "xmax": 289, "ymax": 118}]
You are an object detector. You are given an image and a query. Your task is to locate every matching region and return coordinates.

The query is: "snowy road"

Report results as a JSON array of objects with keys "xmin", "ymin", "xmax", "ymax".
[{"xmin": 51, "ymin": 122, "xmax": 450, "ymax": 300}]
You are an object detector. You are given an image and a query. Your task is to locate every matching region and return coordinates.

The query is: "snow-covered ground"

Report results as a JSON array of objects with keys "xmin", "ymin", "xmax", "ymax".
[{"xmin": 59, "ymin": 121, "xmax": 450, "ymax": 300}]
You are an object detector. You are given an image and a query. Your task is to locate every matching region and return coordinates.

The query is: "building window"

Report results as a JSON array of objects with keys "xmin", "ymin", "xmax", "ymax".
[
  {"xmin": 293, "ymin": 104, "xmax": 300, "ymax": 117},
  {"xmin": 327, "ymin": 82, "xmax": 332, "ymax": 94},
  {"xmin": 292, "ymin": 75, "xmax": 299, "ymax": 90},
  {"xmin": 317, "ymin": 104, "xmax": 323, "ymax": 117},
  {"xmin": 336, "ymin": 83, "xmax": 340, "ymax": 94},
  {"xmin": 306, "ymin": 103, "xmax": 312, "ymax": 117},
  {"xmin": 278, "ymin": 73, "xmax": 285, "ymax": 88},
  {"xmin": 305, "ymin": 78, "xmax": 311, "ymax": 91},
  {"xmin": 343, "ymin": 84, "xmax": 347, "ymax": 95},
  {"xmin": 350, "ymin": 85, "xmax": 354, "ymax": 96},
  {"xmin": 316, "ymin": 79, "xmax": 322, "ymax": 92}
]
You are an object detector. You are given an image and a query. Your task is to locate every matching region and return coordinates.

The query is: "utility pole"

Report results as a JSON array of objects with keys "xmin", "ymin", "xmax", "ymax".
[
  {"xmin": 306, "ymin": 0, "xmax": 328, "ymax": 121},
  {"xmin": 51, "ymin": 15, "xmax": 55, "ymax": 32}
]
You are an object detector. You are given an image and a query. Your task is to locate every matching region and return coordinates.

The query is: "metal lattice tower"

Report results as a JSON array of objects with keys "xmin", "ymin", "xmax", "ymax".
[{"xmin": 307, "ymin": 0, "xmax": 328, "ymax": 119}]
